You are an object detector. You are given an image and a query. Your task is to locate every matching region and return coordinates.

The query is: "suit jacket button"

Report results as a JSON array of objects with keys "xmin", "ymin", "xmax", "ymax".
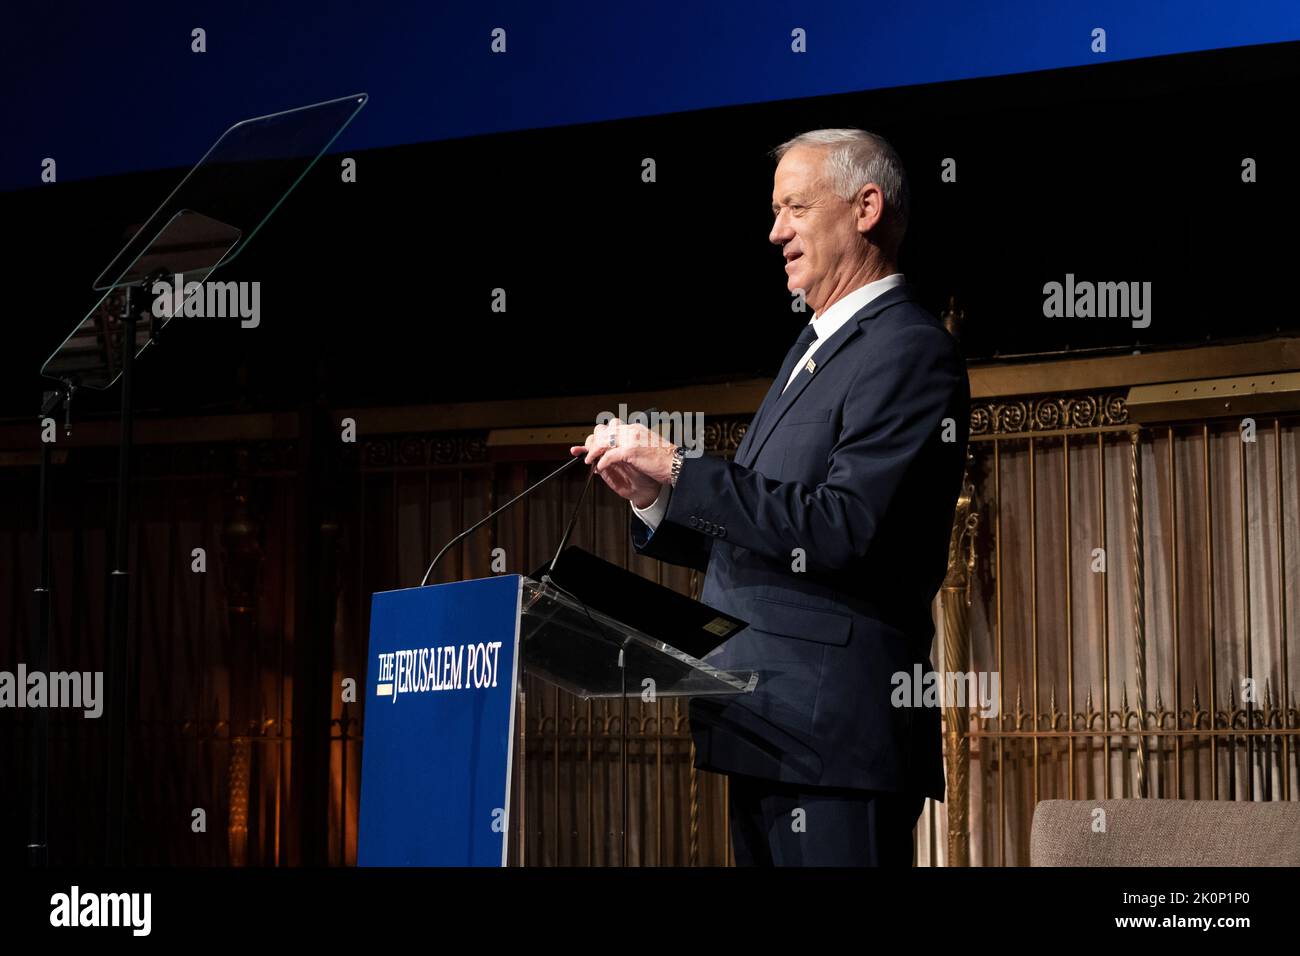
[
  {"xmin": 718, "ymin": 527, "xmax": 726, "ymax": 537},
  {"xmin": 689, "ymin": 516, "xmax": 700, "ymax": 528}
]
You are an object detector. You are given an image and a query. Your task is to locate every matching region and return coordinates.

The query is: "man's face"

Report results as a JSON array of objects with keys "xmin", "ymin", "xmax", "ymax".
[{"xmin": 768, "ymin": 146, "xmax": 859, "ymax": 311}]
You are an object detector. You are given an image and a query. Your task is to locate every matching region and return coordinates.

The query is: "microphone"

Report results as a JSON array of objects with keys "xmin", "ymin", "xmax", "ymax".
[
  {"xmin": 543, "ymin": 405, "xmax": 655, "ymax": 574},
  {"xmin": 419, "ymin": 453, "xmax": 584, "ymax": 587},
  {"xmin": 546, "ymin": 405, "xmax": 659, "ymax": 578},
  {"xmin": 419, "ymin": 408, "xmax": 661, "ymax": 588},
  {"xmin": 546, "ymin": 465, "xmax": 596, "ymax": 576}
]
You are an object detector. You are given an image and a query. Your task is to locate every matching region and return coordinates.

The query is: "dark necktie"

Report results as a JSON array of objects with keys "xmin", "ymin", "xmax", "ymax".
[
  {"xmin": 775, "ymin": 322, "xmax": 820, "ymax": 395},
  {"xmin": 744, "ymin": 322, "xmax": 820, "ymax": 452}
]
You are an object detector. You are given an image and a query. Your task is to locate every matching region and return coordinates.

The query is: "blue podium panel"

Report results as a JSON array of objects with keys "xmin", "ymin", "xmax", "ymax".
[{"xmin": 358, "ymin": 575, "xmax": 522, "ymax": 866}]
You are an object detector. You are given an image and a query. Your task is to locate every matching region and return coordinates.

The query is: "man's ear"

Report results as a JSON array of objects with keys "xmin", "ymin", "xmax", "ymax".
[{"xmin": 855, "ymin": 183, "xmax": 884, "ymax": 236}]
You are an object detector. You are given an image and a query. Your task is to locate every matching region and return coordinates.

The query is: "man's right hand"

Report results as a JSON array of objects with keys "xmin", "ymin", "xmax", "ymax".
[
  {"xmin": 609, "ymin": 462, "xmax": 662, "ymax": 509},
  {"xmin": 570, "ymin": 447, "xmax": 662, "ymax": 508}
]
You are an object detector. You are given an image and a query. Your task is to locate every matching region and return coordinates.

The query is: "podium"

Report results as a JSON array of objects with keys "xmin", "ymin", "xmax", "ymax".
[{"xmin": 357, "ymin": 574, "xmax": 757, "ymax": 866}]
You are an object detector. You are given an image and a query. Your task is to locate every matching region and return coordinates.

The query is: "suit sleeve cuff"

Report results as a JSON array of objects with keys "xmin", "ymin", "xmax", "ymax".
[{"xmin": 630, "ymin": 483, "xmax": 671, "ymax": 532}]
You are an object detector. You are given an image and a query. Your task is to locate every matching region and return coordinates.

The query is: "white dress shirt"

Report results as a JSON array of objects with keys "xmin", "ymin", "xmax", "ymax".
[{"xmin": 632, "ymin": 273, "xmax": 906, "ymax": 532}]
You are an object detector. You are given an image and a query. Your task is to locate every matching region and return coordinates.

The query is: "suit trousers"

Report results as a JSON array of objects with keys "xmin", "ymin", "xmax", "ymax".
[{"xmin": 726, "ymin": 771, "xmax": 925, "ymax": 867}]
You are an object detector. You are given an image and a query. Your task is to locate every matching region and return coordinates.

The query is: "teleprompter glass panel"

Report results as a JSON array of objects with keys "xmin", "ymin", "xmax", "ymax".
[
  {"xmin": 41, "ymin": 93, "xmax": 367, "ymax": 390},
  {"xmin": 519, "ymin": 577, "xmax": 758, "ymax": 699}
]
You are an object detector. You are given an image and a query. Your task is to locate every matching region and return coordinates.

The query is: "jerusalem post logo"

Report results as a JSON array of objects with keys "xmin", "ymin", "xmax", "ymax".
[{"xmin": 374, "ymin": 642, "xmax": 504, "ymax": 702}]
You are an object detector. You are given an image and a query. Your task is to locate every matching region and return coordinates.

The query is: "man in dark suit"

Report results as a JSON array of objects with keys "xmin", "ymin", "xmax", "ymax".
[{"xmin": 572, "ymin": 128, "xmax": 969, "ymax": 866}]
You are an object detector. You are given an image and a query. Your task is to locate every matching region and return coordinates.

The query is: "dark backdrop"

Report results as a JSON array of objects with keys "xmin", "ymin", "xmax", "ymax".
[
  {"xmin": 3, "ymin": 38, "xmax": 1299, "ymax": 868},
  {"xmin": 2, "ymin": 40, "xmax": 1298, "ymax": 426}
]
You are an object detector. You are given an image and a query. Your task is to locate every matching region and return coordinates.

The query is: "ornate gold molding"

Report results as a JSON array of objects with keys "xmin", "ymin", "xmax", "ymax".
[
  {"xmin": 360, "ymin": 434, "xmax": 489, "ymax": 468},
  {"xmin": 970, "ymin": 392, "xmax": 1128, "ymax": 436},
  {"xmin": 975, "ymin": 680, "xmax": 1299, "ymax": 739},
  {"xmin": 940, "ymin": 455, "xmax": 980, "ymax": 866},
  {"xmin": 703, "ymin": 418, "xmax": 748, "ymax": 455},
  {"xmin": 347, "ymin": 391, "xmax": 1130, "ymax": 467}
]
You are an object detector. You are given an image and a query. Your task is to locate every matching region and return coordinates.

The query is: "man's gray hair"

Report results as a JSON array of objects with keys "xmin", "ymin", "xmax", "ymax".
[{"xmin": 773, "ymin": 128, "xmax": 910, "ymax": 251}]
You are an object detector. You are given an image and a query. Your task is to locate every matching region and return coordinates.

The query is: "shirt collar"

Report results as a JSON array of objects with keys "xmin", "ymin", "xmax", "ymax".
[{"xmin": 808, "ymin": 272, "xmax": 906, "ymax": 341}]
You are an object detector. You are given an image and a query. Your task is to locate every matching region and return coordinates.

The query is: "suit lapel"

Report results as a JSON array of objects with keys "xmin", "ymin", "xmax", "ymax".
[
  {"xmin": 734, "ymin": 363, "xmax": 793, "ymax": 463},
  {"xmin": 737, "ymin": 283, "xmax": 915, "ymax": 469}
]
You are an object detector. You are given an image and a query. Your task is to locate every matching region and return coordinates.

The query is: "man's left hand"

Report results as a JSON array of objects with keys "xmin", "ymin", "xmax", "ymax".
[{"xmin": 570, "ymin": 418, "xmax": 676, "ymax": 487}]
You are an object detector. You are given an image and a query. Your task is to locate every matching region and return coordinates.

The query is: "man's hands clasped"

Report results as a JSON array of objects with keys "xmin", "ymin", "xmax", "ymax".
[{"xmin": 570, "ymin": 418, "xmax": 677, "ymax": 509}]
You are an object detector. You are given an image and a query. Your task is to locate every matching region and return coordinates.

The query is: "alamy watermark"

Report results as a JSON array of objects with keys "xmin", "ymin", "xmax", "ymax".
[
  {"xmin": 1043, "ymin": 274, "xmax": 1150, "ymax": 329},
  {"xmin": 151, "ymin": 271, "xmax": 260, "ymax": 328},
  {"xmin": 891, "ymin": 665, "xmax": 1000, "ymax": 718},
  {"xmin": 595, "ymin": 403, "xmax": 705, "ymax": 457},
  {"xmin": 50, "ymin": 886, "xmax": 150, "ymax": 936},
  {"xmin": 0, "ymin": 664, "xmax": 103, "ymax": 717}
]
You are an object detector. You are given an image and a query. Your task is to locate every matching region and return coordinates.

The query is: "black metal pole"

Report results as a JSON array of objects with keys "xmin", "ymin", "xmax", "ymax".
[
  {"xmin": 104, "ymin": 296, "xmax": 138, "ymax": 865},
  {"xmin": 620, "ymin": 646, "xmax": 628, "ymax": 867},
  {"xmin": 27, "ymin": 414, "xmax": 54, "ymax": 867}
]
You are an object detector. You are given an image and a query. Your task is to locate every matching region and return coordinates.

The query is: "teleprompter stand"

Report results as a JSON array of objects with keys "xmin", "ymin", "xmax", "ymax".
[{"xmin": 32, "ymin": 94, "xmax": 368, "ymax": 865}]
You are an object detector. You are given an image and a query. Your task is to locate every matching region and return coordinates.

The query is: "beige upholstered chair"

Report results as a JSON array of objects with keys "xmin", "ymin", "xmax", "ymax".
[{"xmin": 1030, "ymin": 799, "xmax": 1300, "ymax": 866}]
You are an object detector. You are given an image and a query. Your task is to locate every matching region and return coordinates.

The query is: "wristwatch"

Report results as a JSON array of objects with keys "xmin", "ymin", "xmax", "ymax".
[{"xmin": 669, "ymin": 444, "xmax": 688, "ymax": 487}]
